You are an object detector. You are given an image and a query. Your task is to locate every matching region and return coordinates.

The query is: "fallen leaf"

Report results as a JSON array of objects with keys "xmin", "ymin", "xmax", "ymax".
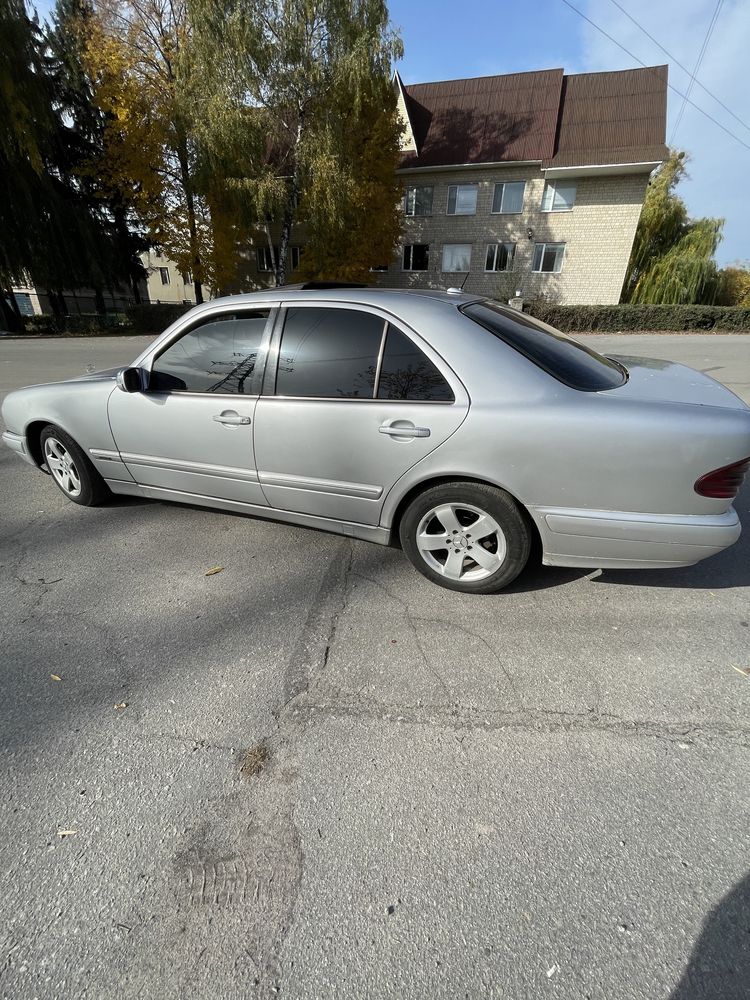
[
  {"xmin": 546, "ymin": 964, "xmax": 558, "ymax": 979},
  {"xmin": 732, "ymin": 666, "xmax": 750, "ymax": 677},
  {"xmin": 50, "ymin": 674, "xmax": 62, "ymax": 682},
  {"xmin": 204, "ymin": 566, "xmax": 224, "ymax": 576},
  {"xmin": 114, "ymin": 702, "xmax": 128, "ymax": 710},
  {"xmin": 57, "ymin": 829, "xmax": 77, "ymax": 838}
]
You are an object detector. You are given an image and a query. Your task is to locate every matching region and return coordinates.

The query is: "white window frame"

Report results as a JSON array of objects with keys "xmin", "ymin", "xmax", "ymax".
[
  {"xmin": 484, "ymin": 242, "xmax": 516, "ymax": 273},
  {"xmin": 402, "ymin": 243, "xmax": 430, "ymax": 272},
  {"xmin": 491, "ymin": 181, "xmax": 525, "ymax": 215},
  {"xmin": 441, "ymin": 243, "xmax": 472, "ymax": 273},
  {"xmin": 532, "ymin": 242, "xmax": 566, "ymax": 273},
  {"xmin": 403, "ymin": 185, "xmax": 434, "ymax": 217},
  {"xmin": 446, "ymin": 184, "xmax": 478, "ymax": 216},
  {"xmin": 257, "ymin": 246, "xmax": 301, "ymax": 273},
  {"xmin": 540, "ymin": 180, "xmax": 577, "ymax": 213}
]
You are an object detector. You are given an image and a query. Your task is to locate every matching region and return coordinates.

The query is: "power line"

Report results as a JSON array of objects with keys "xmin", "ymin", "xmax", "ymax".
[
  {"xmin": 670, "ymin": 0, "xmax": 723, "ymax": 145},
  {"xmin": 607, "ymin": 0, "xmax": 750, "ymax": 135},
  {"xmin": 558, "ymin": 0, "xmax": 750, "ymax": 153}
]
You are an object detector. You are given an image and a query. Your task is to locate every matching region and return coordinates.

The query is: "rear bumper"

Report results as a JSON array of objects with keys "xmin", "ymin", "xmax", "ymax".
[
  {"xmin": 530, "ymin": 505, "xmax": 741, "ymax": 569},
  {"xmin": 1, "ymin": 430, "xmax": 37, "ymax": 467}
]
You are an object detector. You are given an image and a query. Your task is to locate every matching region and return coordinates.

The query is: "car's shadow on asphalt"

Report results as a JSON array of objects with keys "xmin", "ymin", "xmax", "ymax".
[
  {"xmin": 669, "ymin": 872, "xmax": 750, "ymax": 999},
  {"xmin": 97, "ymin": 490, "xmax": 750, "ymax": 594}
]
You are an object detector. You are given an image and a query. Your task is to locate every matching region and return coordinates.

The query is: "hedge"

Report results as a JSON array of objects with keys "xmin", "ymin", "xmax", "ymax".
[
  {"xmin": 124, "ymin": 302, "xmax": 193, "ymax": 334},
  {"xmin": 522, "ymin": 302, "xmax": 750, "ymax": 333},
  {"xmin": 23, "ymin": 312, "xmax": 127, "ymax": 335}
]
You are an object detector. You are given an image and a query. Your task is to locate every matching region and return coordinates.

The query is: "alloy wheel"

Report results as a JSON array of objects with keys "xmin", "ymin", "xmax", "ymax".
[
  {"xmin": 44, "ymin": 436, "xmax": 82, "ymax": 498},
  {"xmin": 415, "ymin": 502, "xmax": 508, "ymax": 582}
]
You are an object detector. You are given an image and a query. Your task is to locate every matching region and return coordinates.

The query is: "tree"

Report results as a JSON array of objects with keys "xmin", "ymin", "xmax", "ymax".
[
  {"xmin": 622, "ymin": 150, "xmax": 723, "ymax": 305},
  {"xmin": 717, "ymin": 262, "xmax": 750, "ymax": 306},
  {"xmin": 48, "ymin": 0, "xmax": 148, "ymax": 307},
  {"xmin": 188, "ymin": 0, "xmax": 403, "ymax": 287},
  {"xmin": 0, "ymin": 0, "xmax": 146, "ymax": 322},
  {"xmin": 82, "ymin": 0, "xmax": 210, "ymax": 302}
]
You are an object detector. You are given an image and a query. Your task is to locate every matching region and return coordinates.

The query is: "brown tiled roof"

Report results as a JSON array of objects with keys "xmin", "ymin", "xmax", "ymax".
[
  {"xmin": 544, "ymin": 65, "xmax": 669, "ymax": 168},
  {"xmin": 398, "ymin": 65, "xmax": 668, "ymax": 170},
  {"xmin": 399, "ymin": 69, "xmax": 563, "ymax": 168}
]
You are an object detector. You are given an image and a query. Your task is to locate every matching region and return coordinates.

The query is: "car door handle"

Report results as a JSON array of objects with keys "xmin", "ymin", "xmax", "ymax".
[
  {"xmin": 213, "ymin": 412, "xmax": 251, "ymax": 426},
  {"xmin": 379, "ymin": 421, "xmax": 431, "ymax": 439}
]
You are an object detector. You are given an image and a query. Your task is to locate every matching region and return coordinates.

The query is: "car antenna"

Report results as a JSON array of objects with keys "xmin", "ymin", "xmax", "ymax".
[{"xmin": 447, "ymin": 271, "xmax": 471, "ymax": 295}]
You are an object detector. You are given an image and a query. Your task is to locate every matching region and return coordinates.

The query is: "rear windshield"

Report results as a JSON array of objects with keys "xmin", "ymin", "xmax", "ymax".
[{"xmin": 461, "ymin": 300, "xmax": 628, "ymax": 391}]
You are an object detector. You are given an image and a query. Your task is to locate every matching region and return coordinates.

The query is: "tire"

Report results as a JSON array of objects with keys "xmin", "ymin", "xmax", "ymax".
[
  {"xmin": 39, "ymin": 424, "xmax": 111, "ymax": 507},
  {"xmin": 399, "ymin": 481, "xmax": 531, "ymax": 594}
]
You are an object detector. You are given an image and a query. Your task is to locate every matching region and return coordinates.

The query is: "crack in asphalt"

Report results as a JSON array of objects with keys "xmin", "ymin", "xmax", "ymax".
[
  {"xmin": 289, "ymin": 699, "xmax": 750, "ymax": 747},
  {"xmin": 164, "ymin": 539, "xmax": 355, "ymax": 1000}
]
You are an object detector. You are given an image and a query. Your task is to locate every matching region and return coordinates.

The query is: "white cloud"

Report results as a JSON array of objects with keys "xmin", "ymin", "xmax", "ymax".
[{"xmin": 576, "ymin": 0, "xmax": 750, "ymax": 265}]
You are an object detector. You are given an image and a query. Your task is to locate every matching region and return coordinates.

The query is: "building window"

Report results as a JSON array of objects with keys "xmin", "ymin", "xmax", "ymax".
[
  {"xmin": 13, "ymin": 292, "xmax": 35, "ymax": 316},
  {"xmin": 257, "ymin": 246, "xmax": 301, "ymax": 272},
  {"xmin": 159, "ymin": 267, "xmax": 171, "ymax": 286},
  {"xmin": 441, "ymin": 244, "xmax": 472, "ymax": 272},
  {"xmin": 491, "ymin": 181, "xmax": 525, "ymax": 214},
  {"xmin": 541, "ymin": 181, "xmax": 577, "ymax": 212},
  {"xmin": 532, "ymin": 242, "xmax": 566, "ymax": 273},
  {"xmin": 403, "ymin": 244, "xmax": 429, "ymax": 271},
  {"xmin": 182, "ymin": 271, "xmax": 192, "ymax": 285},
  {"xmin": 370, "ymin": 264, "xmax": 389, "ymax": 272},
  {"xmin": 485, "ymin": 243, "xmax": 516, "ymax": 272},
  {"xmin": 446, "ymin": 184, "xmax": 478, "ymax": 215},
  {"xmin": 404, "ymin": 186, "xmax": 433, "ymax": 216}
]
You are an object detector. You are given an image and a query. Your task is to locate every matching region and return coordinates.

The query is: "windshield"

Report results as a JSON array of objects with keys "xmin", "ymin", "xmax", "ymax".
[{"xmin": 461, "ymin": 300, "xmax": 628, "ymax": 391}]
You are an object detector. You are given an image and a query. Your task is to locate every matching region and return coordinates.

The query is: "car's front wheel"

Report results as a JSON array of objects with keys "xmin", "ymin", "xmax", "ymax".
[
  {"xmin": 40, "ymin": 425, "xmax": 110, "ymax": 506},
  {"xmin": 399, "ymin": 481, "xmax": 531, "ymax": 594}
]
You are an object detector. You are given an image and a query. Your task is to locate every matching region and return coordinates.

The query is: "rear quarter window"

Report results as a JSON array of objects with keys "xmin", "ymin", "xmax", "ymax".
[{"xmin": 461, "ymin": 300, "xmax": 627, "ymax": 391}]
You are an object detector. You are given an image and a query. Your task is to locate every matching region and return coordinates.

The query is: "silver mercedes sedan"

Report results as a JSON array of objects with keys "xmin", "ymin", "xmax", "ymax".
[{"xmin": 3, "ymin": 286, "xmax": 750, "ymax": 593}]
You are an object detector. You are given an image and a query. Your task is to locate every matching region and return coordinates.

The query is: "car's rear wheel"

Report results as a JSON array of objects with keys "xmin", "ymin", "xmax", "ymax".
[
  {"xmin": 40, "ymin": 425, "xmax": 110, "ymax": 507},
  {"xmin": 399, "ymin": 482, "xmax": 531, "ymax": 594}
]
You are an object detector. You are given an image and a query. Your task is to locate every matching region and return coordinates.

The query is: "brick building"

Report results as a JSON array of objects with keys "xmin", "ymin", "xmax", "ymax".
[{"xmin": 380, "ymin": 65, "xmax": 669, "ymax": 304}]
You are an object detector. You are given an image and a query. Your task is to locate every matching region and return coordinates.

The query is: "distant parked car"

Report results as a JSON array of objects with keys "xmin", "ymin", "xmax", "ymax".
[{"xmin": 3, "ymin": 286, "xmax": 750, "ymax": 593}]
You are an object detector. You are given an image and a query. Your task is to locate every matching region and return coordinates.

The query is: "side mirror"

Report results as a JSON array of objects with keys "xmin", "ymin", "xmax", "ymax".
[{"xmin": 116, "ymin": 367, "xmax": 145, "ymax": 393}]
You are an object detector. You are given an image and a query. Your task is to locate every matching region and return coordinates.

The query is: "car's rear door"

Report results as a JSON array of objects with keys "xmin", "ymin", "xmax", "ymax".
[
  {"xmin": 107, "ymin": 307, "xmax": 273, "ymax": 504},
  {"xmin": 252, "ymin": 303, "xmax": 469, "ymax": 525}
]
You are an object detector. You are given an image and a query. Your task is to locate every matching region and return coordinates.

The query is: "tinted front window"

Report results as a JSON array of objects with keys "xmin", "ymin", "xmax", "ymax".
[
  {"xmin": 150, "ymin": 311, "xmax": 269, "ymax": 393},
  {"xmin": 461, "ymin": 300, "xmax": 627, "ymax": 391},
  {"xmin": 377, "ymin": 325, "xmax": 454, "ymax": 402},
  {"xmin": 276, "ymin": 307, "xmax": 384, "ymax": 398}
]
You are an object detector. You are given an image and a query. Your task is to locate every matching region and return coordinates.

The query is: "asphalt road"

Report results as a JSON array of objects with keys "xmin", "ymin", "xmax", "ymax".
[{"xmin": 1, "ymin": 335, "xmax": 749, "ymax": 1000}]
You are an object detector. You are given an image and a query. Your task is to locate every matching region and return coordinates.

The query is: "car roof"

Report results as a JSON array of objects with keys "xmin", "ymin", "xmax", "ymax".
[{"xmin": 205, "ymin": 286, "xmax": 483, "ymax": 311}]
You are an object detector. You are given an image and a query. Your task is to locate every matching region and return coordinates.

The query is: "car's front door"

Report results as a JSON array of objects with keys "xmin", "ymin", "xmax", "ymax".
[
  {"xmin": 108, "ymin": 307, "xmax": 273, "ymax": 504},
  {"xmin": 252, "ymin": 304, "xmax": 469, "ymax": 525}
]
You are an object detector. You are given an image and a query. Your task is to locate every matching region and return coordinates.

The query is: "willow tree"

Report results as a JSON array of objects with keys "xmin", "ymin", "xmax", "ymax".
[
  {"xmin": 189, "ymin": 0, "xmax": 403, "ymax": 286},
  {"xmin": 622, "ymin": 150, "xmax": 723, "ymax": 304}
]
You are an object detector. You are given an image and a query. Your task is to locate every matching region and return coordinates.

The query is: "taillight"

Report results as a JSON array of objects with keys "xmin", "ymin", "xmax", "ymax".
[{"xmin": 694, "ymin": 456, "xmax": 750, "ymax": 499}]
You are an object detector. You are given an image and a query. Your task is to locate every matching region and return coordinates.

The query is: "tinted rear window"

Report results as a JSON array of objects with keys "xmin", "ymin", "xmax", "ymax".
[{"xmin": 461, "ymin": 300, "xmax": 627, "ymax": 391}]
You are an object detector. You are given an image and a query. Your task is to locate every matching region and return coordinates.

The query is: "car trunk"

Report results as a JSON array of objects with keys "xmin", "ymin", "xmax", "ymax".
[{"xmin": 606, "ymin": 355, "xmax": 749, "ymax": 412}]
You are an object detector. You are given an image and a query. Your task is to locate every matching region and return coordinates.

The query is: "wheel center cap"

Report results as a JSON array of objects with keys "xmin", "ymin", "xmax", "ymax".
[{"xmin": 456, "ymin": 535, "xmax": 468, "ymax": 549}]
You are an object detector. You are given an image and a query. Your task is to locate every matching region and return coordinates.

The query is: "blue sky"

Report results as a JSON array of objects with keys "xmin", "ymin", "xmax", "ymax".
[
  {"xmin": 32, "ymin": 0, "xmax": 748, "ymax": 264},
  {"xmin": 390, "ymin": 0, "xmax": 749, "ymax": 265}
]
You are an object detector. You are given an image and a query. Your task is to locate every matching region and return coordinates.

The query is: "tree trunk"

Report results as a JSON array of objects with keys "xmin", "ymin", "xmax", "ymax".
[
  {"xmin": 175, "ymin": 129, "xmax": 204, "ymax": 305},
  {"xmin": 7, "ymin": 289, "xmax": 22, "ymax": 321},
  {"xmin": 1, "ymin": 290, "xmax": 23, "ymax": 332},
  {"xmin": 94, "ymin": 287, "xmax": 106, "ymax": 315},
  {"xmin": 47, "ymin": 289, "xmax": 67, "ymax": 318},
  {"xmin": 275, "ymin": 120, "xmax": 303, "ymax": 288},
  {"xmin": 277, "ymin": 175, "xmax": 300, "ymax": 288}
]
